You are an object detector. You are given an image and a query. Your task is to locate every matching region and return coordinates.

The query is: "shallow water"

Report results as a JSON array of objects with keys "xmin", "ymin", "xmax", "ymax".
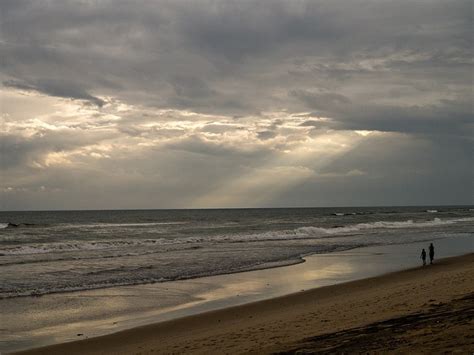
[{"xmin": 0, "ymin": 206, "xmax": 473, "ymax": 298}]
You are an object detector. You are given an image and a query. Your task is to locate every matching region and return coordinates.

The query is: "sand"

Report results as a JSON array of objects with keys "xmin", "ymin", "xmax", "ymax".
[{"xmin": 16, "ymin": 253, "xmax": 474, "ymax": 354}]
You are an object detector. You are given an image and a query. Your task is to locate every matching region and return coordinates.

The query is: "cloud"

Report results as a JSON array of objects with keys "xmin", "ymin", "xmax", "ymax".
[
  {"xmin": 291, "ymin": 91, "xmax": 351, "ymax": 111},
  {"xmin": 2, "ymin": 0, "xmax": 471, "ymax": 115},
  {"xmin": 275, "ymin": 133, "xmax": 473, "ymax": 207},
  {"xmin": 0, "ymin": 0, "xmax": 472, "ymax": 209},
  {"xmin": 257, "ymin": 131, "xmax": 277, "ymax": 140},
  {"xmin": 4, "ymin": 79, "xmax": 105, "ymax": 106}
]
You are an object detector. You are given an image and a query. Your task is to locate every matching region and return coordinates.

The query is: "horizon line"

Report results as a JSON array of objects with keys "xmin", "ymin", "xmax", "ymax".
[{"xmin": 1, "ymin": 204, "xmax": 473, "ymax": 213}]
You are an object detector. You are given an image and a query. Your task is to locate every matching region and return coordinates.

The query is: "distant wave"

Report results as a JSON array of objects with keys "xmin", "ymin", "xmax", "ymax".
[
  {"xmin": 0, "ymin": 221, "xmax": 187, "ymax": 230},
  {"xmin": 296, "ymin": 217, "xmax": 473, "ymax": 235},
  {"xmin": 1, "ymin": 217, "xmax": 472, "ymax": 256},
  {"xmin": 0, "ymin": 222, "xmax": 25, "ymax": 229},
  {"xmin": 66, "ymin": 222, "xmax": 189, "ymax": 228},
  {"xmin": 0, "ymin": 222, "xmax": 42, "ymax": 229},
  {"xmin": 229, "ymin": 217, "xmax": 474, "ymax": 243},
  {"xmin": 331, "ymin": 212, "xmax": 372, "ymax": 216}
]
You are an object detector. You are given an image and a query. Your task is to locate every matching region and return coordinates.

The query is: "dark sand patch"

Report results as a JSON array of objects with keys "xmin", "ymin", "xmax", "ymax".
[{"xmin": 278, "ymin": 293, "xmax": 474, "ymax": 354}]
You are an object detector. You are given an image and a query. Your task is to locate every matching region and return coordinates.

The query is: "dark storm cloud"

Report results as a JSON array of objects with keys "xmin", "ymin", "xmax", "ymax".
[
  {"xmin": 4, "ymin": 79, "xmax": 105, "ymax": 106},
  {"xmin": 2, "ymin": 0, "xmax": 471, "ymax": 116},
  {"xmin": 293, "ymin": 91, "xmax": 473, "ymax": 136}
]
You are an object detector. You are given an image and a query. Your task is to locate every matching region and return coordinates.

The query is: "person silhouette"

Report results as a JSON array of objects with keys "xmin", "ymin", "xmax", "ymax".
[
  {"xmin": 429, "ymin": 243, "xmax": 435, "ymax": 264},
  {"xmin": 421, "ymin": 248, "xmax": 427, "ymax": 266}
]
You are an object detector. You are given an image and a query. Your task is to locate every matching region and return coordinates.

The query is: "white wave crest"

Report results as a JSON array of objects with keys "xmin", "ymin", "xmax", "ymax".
[
  {"xmin": 1, "ymin": 217, "xmax": 472, "ymax": 256},
  {"xmin": 0, "ymin": 237, "xmax": 207, "ymax": 256},
  {"xmin": 56, "ymin": 222, "xmax": 189, "ymax": 229},
  {"xmin": 297, "ymin": 217, "xmax": 472, "ymax": 236},
  {"xmin": 213, "ymin": 217, "xmax": 474, "ymax": 243}
]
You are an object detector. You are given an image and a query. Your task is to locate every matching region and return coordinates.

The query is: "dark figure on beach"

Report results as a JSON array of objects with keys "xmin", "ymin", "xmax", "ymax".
[
  {"xmin": 429, "ymin": 243, "xmax": 434, "ymax": 264},
  {"xmin": 421, "ymin": 249, "xmax": 426, "ymax": 266}
]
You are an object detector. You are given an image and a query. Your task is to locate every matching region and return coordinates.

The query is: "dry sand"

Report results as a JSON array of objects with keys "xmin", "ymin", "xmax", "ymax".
[{"xmin": 17, "ymin": 253, "xmax": 474, "ymax": 354}]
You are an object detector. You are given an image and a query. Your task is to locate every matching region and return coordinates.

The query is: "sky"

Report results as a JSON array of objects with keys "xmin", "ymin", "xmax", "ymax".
[{"xmin": 0, "ymin": 0, "xmax": 472, "ymax": 210}]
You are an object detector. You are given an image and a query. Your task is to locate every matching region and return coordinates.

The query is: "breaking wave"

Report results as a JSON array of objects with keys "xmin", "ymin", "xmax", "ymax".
[
  {"xmin": 296, "ymin": 217, "xmax": 473, "ymax": 235},
  {"xmin": 0, "ymin": 237, "xmax": 204, "ymax": 256},
  {"xmin": 1, "ymin": 217, "xmax": 472, "ymax": 256}
]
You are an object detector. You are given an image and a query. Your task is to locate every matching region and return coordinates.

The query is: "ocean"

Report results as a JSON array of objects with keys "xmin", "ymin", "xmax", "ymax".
[{"xmin": 1, "ymin": 206, "xmax": 473, "ymax": 299}]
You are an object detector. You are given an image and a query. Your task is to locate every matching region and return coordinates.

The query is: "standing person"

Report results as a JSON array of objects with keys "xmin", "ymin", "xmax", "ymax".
[
  {"xmin": 429, "ymin": 243, "xmax": 435, "ymax": 264},
  {"xmin": 421, "ymin": 248, "xmax": 427, "ymax": 266}
]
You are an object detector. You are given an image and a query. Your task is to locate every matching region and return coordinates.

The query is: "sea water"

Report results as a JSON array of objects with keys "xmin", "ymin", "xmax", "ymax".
[{"xmin": 1, "ymin": 206, "xmax": 473, "ymax": 299}]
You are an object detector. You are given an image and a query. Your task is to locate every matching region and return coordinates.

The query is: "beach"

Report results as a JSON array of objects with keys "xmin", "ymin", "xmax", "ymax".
[
  {"xmin": 15, "ymin": 252, "xmax": 474, "ymax": 354},
  {"xmin": 3, "ymin": 0, "xmax": 473, "ymax": 352},
  {"xmin": 1, "ymin": 208, "xmax": 472, "ymax": 354},
  {"xmin": 3, "ymin": 0, "xmax": 472, "ymax": 352}
]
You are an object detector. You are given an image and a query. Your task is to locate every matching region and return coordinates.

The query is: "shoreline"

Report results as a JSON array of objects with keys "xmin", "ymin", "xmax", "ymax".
[
  {"xmin": 0, "ymin": 257, "xmax": 307, "ymax": 301},
  {"xmin": 15, "ymin": 252, "xmax": 474, "ymax": 354},
  {"xmin": 0, "ymin": 232, "xmax": 465, "ymax": 301}
]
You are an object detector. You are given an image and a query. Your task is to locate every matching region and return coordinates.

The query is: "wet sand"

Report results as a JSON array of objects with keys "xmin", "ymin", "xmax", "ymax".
[{"xmin": 17, "ymin": 253, "xmax": 474, "ymax": 354}]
